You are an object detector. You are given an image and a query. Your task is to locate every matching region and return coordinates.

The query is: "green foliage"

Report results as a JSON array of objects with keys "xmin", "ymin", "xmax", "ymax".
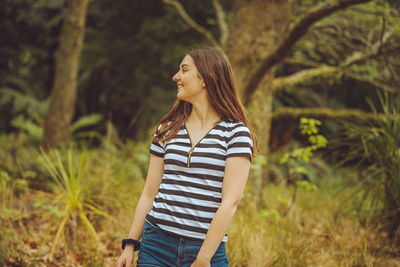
[{"xmin": 281, "ymin": 118, "xmax": 327, "ymax": 167}]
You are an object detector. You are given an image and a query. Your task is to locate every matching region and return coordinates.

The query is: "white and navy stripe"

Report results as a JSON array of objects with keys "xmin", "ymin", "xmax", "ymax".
[{"xmin": 146, "ymin": 120, "xmax": 253, "ymax": 242}]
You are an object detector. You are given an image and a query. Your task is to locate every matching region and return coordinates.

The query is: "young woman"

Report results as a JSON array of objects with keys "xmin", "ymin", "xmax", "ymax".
[{"xmin": 116, "ymin": 46, "xmax": 256, "ymax": 267}]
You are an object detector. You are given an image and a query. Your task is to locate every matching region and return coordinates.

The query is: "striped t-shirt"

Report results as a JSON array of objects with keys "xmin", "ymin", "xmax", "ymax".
[{"xmin": 146, "ymin": 119, "xmax": 253, "ymax": 242}]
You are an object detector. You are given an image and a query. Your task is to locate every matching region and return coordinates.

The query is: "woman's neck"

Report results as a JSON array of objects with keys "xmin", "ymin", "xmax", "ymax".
[{"xmin": 187, "ymin": 101, "xmax": 221, "ymax": 128}]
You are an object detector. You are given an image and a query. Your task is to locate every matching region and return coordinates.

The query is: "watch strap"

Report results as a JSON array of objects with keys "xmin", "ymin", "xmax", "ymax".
[{"xmin": 121, "ymin": 238, "xmax": 141, "ymax": 251}]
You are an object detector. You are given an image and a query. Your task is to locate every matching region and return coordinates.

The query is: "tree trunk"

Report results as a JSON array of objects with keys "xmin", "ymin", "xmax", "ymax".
[
  {"xmin": 225, "ymin": 0, "xmax": 291, "ymax": 207},
  {"xmin": 41, "ymin": 0, "xmax": 89, "ymax": 149}
]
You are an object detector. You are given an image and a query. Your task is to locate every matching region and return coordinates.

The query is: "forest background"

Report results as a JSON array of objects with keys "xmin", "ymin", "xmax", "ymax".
[{"xmin": 1, "ymin": 0, "xmax": 400, "ymax": 266}]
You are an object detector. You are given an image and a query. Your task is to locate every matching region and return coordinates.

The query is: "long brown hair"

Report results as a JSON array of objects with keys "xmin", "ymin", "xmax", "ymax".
[{"xmin": 153, "ymin": 45, "xmax": 258, "ymax": 156}]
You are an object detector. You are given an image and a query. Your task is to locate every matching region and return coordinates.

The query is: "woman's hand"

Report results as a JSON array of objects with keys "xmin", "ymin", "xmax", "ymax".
[
  {"xmin": 115, "ymin": 246, "xmax": 135, "ymax": 267},
  {"xmin": 190, "ymin": 257, "xmax": 211, "ymax": 267}
]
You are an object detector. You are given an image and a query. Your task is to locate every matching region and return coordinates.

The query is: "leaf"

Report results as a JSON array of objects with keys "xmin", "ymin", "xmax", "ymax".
[
  {"xmin": 11, "ymin": 115, "xmax": 43, "ymax": 140},
  {"xmin": 69, "ymin": 113, "xmax": 102, "ymax": 135},
  {"xmin": 79, "ymin": 206, "xmax": 99, "ymax": 243},
  {"xmin": 49, "ymin": 215, "xmax": 69, "ymax": 260}
]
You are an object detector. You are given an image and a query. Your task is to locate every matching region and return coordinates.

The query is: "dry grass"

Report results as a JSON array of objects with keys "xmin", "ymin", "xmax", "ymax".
[
  {"xmin": 227, "ymin": 184, "xmax": 399, "ymax": 267},
  {"xmin": 2, "ymin": 177, "xmax": 400, "ymax": 266}
]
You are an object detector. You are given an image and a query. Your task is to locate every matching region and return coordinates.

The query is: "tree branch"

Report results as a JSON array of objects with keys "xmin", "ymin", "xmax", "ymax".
[
  {"xmin": 273, "ymin": 43, "xmax": 400, "ymax": 92},
  {"xmin": 212, "ymin": 0, "xmax": 229, "ymax": 48},
  {"xmin": 281, "ymin": 57, "xmax": 399, "ymax": 93},
  {"xmin": 273, "ymin": 65, "xmax": 340, "ymax": 91},
  {"xmin": 242, "ymin": 0, "xmax": 372, "ymax": 105},
  {"xmin": 272, "ymin": 107, "xmax": 387, "ymax": 121},
  {"xmin": 342, "ymin": 32, "xmax": 395, "ymax": 67},
  {"xmin": 350, "ymin": 6, "xmax": 389, "ymax": 17},
  {"xmin": 283, "ymin": 58, "xmax": 320, "ymax": 68},
  {"xmin": 163, "ymin": 0, "xmax": 221, "ymax": 49},
  {"xmin": 313, "ymin": 24, "xmax": 369, "ymax": 50}
]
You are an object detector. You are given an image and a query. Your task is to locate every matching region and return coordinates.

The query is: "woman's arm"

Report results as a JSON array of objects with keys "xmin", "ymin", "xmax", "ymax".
[
  {"xmin": 192, "ymin": 156, "xmax": 251, "ymax": 266},
  {"xmin": 126, "ymin": 155, "xmax": 164, "ymax": 240}
]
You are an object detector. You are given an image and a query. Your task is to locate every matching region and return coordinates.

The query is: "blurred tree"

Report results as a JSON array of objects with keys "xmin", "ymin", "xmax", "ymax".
[
  {"xmin": 224, "ymin": 0, "xmax": 291, "ymax": 206},
  {"xmin": 41, "ymin": 0, "xmax": 89, "ymax": 148}
]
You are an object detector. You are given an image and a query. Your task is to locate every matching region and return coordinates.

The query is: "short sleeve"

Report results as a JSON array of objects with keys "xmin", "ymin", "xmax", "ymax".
[
  {"xmin": 149, "ymin": 124, "xmax": 165, "ymax": 158},
  {"xmin": 226, "ymin": 123, "xmax": 253, "ymax": 161}
]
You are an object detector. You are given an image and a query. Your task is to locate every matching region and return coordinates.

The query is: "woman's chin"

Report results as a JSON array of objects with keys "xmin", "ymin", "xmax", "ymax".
[{"xmin": 177, "ymin": 92, "xmax": 186, "ymax": 101}]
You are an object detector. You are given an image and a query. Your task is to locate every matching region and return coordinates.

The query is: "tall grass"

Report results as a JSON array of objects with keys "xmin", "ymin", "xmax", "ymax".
[{"xmin": 337, "ymin": 92, "xmax": 400, "ymax": 239}]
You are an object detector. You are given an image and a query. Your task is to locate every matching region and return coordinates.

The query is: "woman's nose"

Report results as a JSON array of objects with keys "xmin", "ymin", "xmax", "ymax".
[{"xmin": 172, "ymin": 72, "xmax": 180, "ymax": 82}]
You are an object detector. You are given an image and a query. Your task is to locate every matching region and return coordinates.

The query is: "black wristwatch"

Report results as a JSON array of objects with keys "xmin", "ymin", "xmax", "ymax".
[{"xmin": 121, "ymin": 238, "xmax": 141, "ymax": 251}]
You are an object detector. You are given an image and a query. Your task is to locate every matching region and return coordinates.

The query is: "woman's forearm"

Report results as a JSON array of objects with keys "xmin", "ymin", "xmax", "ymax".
[
  {"xmin": 196, "ymin": 200, "xmax": 239, "ymax": 261},
  {"xmin": 127, "ymin": 193, "xmax": 155, "ymax": 240}
]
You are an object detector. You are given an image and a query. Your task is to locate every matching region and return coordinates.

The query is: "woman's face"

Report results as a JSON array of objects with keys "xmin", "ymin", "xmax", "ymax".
[{"xmin": 172, "ymin": 54, "xmax": 206, "ymax": 103}]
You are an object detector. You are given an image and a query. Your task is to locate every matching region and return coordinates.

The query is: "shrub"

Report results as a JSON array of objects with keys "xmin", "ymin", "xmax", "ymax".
[{"xmin": 337, "ymin": 92, "xmax": 400, "ymax": 240}]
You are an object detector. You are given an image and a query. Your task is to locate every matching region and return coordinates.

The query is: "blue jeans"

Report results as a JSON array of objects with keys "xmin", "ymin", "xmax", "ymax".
[{"xmin": 137, "ymin": 221, "xmax": 229, "ymax": 267}]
